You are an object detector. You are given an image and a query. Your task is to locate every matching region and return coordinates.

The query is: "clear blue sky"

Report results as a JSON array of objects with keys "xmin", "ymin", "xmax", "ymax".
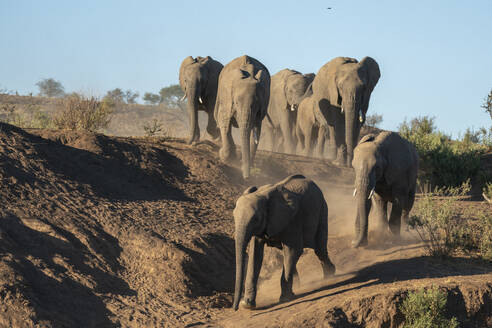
[{"xmin": 1, "ymin": 0, "xmax": 491, "ymax": 136}]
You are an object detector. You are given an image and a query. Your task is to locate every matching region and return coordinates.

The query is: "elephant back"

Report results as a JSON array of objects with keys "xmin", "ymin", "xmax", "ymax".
[{"xmin": 221, "ymin": 55, "xmax": 270, "ymax": 81}]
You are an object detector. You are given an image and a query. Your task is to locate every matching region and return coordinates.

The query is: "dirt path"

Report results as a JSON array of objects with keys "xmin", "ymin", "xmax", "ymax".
[{"xmin": 0, "ymin": 123, "xmax": 490, "ymax": 327}]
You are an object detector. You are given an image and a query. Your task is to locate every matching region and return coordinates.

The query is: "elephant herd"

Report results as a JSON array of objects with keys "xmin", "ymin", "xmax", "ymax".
[
  {"xmin": 179, "ymin": 55, "xmax": 418, "ymax": 311},
  {"xmin": 179, "ymin": 54, "xmax": 381, "ymax": 178}
]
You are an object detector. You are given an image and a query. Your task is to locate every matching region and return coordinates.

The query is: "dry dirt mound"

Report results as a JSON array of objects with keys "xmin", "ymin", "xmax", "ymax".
[{"xmin": 0, "ymin": 123, "xmax": 490, "ymax": 327}]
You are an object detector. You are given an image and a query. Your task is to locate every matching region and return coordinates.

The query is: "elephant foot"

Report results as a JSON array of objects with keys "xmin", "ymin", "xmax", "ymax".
[
  {"xmin": 332, "ymin": 157, "xmax": 345, "ymax": 167},
  {"xmin": 240, "ymin": 298, "xmax": 256, "ymax": 310},
  {"xmin": 279, "ymin": 292, "xmax": 295, "ymax": 304},
  {"xmin": 323, "ymin": 263, "xmax": 336, "ymax": 278},
  {"xmin": 219, "ymin": 148, "xmax": 235, "ymax": 164},
  {"xmin": 351, "ymin": 238, "xmax": 368, "ymax": 248}
]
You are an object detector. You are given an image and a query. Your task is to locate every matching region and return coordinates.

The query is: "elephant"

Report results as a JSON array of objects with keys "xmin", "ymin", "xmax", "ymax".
[
  {"xmin": 262, "ymin": 69, "xmax": 315, "ymax": 154},
  {"xmin": 214, "ymin": 55, "xmax": 270, "ymax": 179},
  {"xmin": 311, "ymin": 56, "xmax": 380, "ymax": 166},
  {"xmin": 179, "ymin": 56, "xmax": 223, "ymax": 144},
  {"xmin": 233, "ymin": 174, "xmax": 335, "ymax": 310},
  {"xmin": 351, "ymin": 132, "xmax": 418, "ymax": 248},
  {"xmin": 295, "ymin": 93, "xmax": 339, "ymax": 158}
]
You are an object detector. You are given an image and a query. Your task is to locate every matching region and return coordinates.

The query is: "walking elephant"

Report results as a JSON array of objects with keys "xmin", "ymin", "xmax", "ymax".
[
  {"xmin": 311, "ymin": 56, "xmax": 380, "ymax": 166},
  {"xmin": 295, "ymin": 94, "xmax": 339, "ymax": 157},
  {"xmin": 351, "ymin": 132, "xmax": 418, "ymax": 248},
  {"xmin": 233, "ymin": 174, "xmax": 335, "ymax": 310},
  {"xmin": 214, "ymin": 55, "xmax": 270, "ymax": 179},
  {"xmin": 179, "ymin": 56, "xmax": 223, "ymax": 144},
  {"xmin": 262, "ymin": 69, "xmax": 315, "ymax": 154}
]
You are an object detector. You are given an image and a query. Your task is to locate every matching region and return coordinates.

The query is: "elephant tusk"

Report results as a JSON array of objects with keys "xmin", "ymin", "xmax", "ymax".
[
  {"xmin": 253, "ymin": 130, "xmax": 259, "ymax": 145},
  {"xmin": 341, "ymin": 107, "xmax": 344, "ymax": 114},
  {"xmin": 353, "ymin": 188, "xmax": 357, "ymax": 197},
  {"xmin": 199, "ymin": 96, "xmax": 203, "ymax": 104},
  {"xmin": 290, "ymin": 104, "xmax": 295, "ymax": 111},
  {"xmin": 368, "ymin": 188, "xmax": 375, "ymax": 199},
  {"xmin": 359, "ymin": 115, "xmax": 363, "ymax": 123},
  {"xmin": 180, "ymin": 94, "xmax": 187, "ymax": 101}
]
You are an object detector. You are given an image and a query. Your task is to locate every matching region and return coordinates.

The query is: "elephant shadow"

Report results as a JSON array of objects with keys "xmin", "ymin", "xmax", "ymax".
[
  {"xmin": 254, "ymin": 255, "xmax": 492, "ymax": 314},
  {"xmin": 0, "ymin": 213, "xmax": 135, "ymax": 327},
  {"xmin": 175, "ymin": 233, "xmax": 235, "ymax": 304}
]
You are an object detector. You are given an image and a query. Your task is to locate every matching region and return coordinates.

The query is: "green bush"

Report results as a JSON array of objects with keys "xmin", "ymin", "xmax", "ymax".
[
  {"xmin": 400, "ymin": 286, "xmax": 459, "ymax": 328},
  {"xmin": 477, "ymin": 209, "xmax": 492, "ymax": 261},
  {"xmin": 409, "ymin": 182, "xmax": 472, "ymax": 257},
  {"xmin": 399, "ymin": 116, "xmax": 487, "ymax": 189},
  {"xmin": 409, "ymin": 181, "xmax": 492, "ymax": 260}
]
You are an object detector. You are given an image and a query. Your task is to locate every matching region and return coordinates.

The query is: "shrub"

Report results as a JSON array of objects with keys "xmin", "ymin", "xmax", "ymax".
[
  {"xmin": 409, "ymin": 181, "xmax": 492, "ymax": 260},
  {"xmin": 0, "ymin": 102, "xmax": 53, "ymax": 129},
  {"xmin": 409, "ymin": 182, "xmax": 471, "ymax": 257},
  {"xmin": 478, "ymin": 210, "xmax": 492, "ymax": 261},
  {"xmin": 400, "ymin": 286, "xmax": 459, "ymax": 328},
  {"xmin": 143, "ymin": 119, "xmax": 164, "ymax": 136},
  {"xmin": 399, "ymin": 116, "xmax": 487, "ymax": 189},
  {"xmin": 53, "ymin": 94, "xmax": 114, "ymax": 132}
]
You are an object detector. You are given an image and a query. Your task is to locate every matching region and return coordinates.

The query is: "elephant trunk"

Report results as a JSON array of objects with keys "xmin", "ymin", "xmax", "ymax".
[
  {"xmin": 186, "ymin": 82, "xmax": 200, "ymax": 144},
  {"xmin": 240, "ymin": 125, "xmax": 251, "ymax": 179},
  {"xmin": 343, "ymin": 95, "xmax": 360, "ymax": 167},
  {"xmin": 352, "ymin": 170, "xmax": 375, "ymax": 248},
  {"xmin": 233, "ymin": 224, "xmax": 253, "ymax": 310}
]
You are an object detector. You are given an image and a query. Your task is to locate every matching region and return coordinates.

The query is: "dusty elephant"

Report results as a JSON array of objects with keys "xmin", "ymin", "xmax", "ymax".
[
  {"xmin": 311, "ymin": 56, "xmax": 380, "ymax": 166},
  {"xmin": 233, "ymin": 174, "xmax": 335, "ymax": 310},
  {"xmin": 179, "ymin": 56, "xmax": 223, "ymax": 144},
  {"xmin": 351, "ymin": 132, "xmax": 418, "ymax": 248},
  {"xmin": 214, "ymin": 55, "xmax": 270, "ymax": 179},
  {"xmin": 295, "ymin": 93, "xmax": 336, "ymax": 157},
  {"xmin": 262, "ymin": 69, "xmax": 315, "ymax": 154}
]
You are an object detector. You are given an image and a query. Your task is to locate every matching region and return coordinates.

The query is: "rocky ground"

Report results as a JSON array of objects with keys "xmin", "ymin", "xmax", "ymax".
[{"xmin": 0, "ymin": 122, "xmax": 490, "ymax": 327}]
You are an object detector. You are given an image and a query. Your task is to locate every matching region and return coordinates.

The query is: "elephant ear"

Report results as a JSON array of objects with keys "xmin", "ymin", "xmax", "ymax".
[
  {"xmin": 254, "ymin": 69, "xmax": 265, "ymax": 82},
  {"xmin": 179, "ymin": 56, "xmax": 196, "ymax": 90},
  {"xmin": 303, "ymin": 73, "xmax": 315, "ymax": 86},
  {"xmin": 358, "ymin": 134, "xmax": 375, "ymax": 145},
  {"xmin": 265, "ymin": 185, "xmax": 300, "ymax": 237},
  {"xmin": 359, "ymin": 57, "xmax": 381, "ymax": 116},
  {"xmin": 243, "ymin": 186, "xmax": 258, "ymax": 195}
]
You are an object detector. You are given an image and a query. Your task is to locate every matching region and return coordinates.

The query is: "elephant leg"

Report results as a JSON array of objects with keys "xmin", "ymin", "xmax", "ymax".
[
  {"xmin": 388, "ymin": 201, "xmax": 403, "ymax": 237},
  {"xmin": 262, "ymin": 125, "xmax": 274, "ymax": 152},
  {"xmin": 279, "ymin": 114, "xmax": 295, "ymax": 154},
  {"xmin": 372, "ymin": 194, "xmax": 388, "ymax": 233},
  {"xmin": 188, "ymin": 107, "xmax": 200, "ymax": 144},
  {"xmin": 334, "ymin": 117, "xmax": 347, "ymax": 166},
  {"xmin": 250, "ymin": 122, "xmax": 261, "ymax": 163},
  {"xmin": 315, "ymin": 125, "xmax": 327, "ymax": 159},
  {"xmin": 326, "ymin": 125, "xmax": 337, "ymax": 160},
  {"xmin": 298, "ymin": 120, "xmax": 312, "ymax": 157},
  {"xmin": 219, "ymin": 120, "xmax": 235, "ymax": 163},
  {"xmin": 279, "ymin": 245, "xmax": 302, "ymax": 303},
  {"xmin": 205, "ymin": 110, "xmax": 219, "ymax": 140},
  {"xmin": 315, "ymin": 203, "xmax": 335, "ymax": 278},
  {"xmin": 242, "ymin": 237, "xmax": 265, "ymax": 309}
]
